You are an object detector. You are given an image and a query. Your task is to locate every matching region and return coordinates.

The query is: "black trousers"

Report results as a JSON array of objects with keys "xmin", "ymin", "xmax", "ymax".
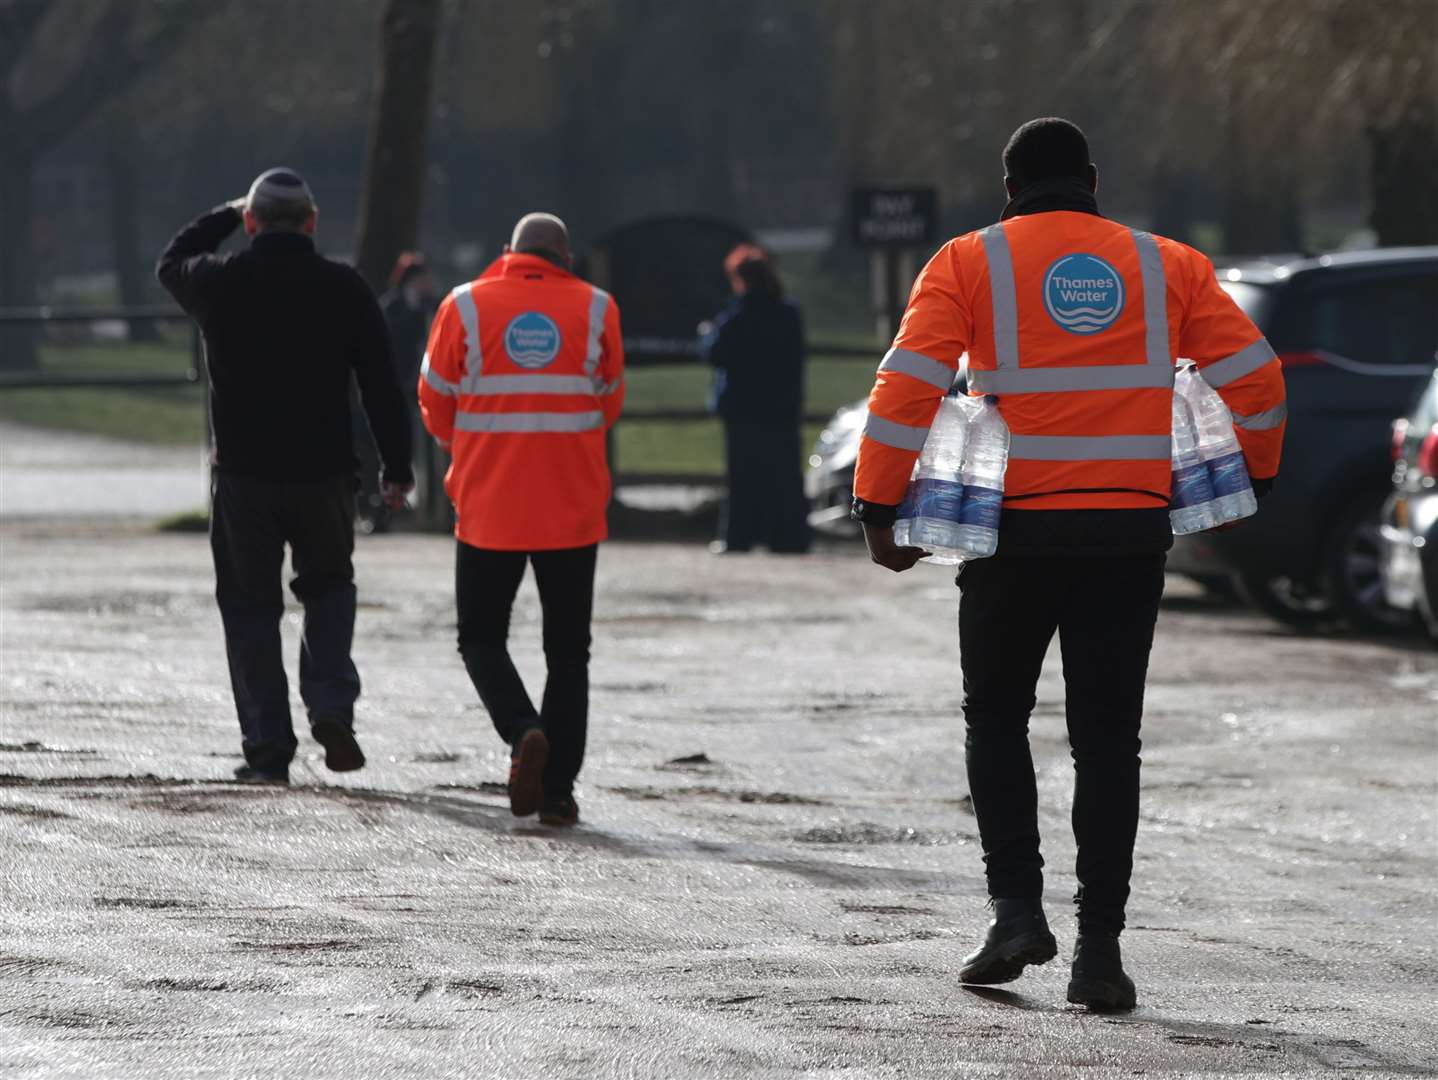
[
  {"xmin": 210, "ymin": 471, "xmax": 361, "ymax": 774},
  {"xmin": 957, "ymin": 553, "xmax": 1166, "ymax": 935},
  {"xmin": 720, "ymin": 419, "xmax": 811, "ymax": 553},
  {"xmin": 455, "ymin": 542, "xmax": 597, "ymax": 800}
]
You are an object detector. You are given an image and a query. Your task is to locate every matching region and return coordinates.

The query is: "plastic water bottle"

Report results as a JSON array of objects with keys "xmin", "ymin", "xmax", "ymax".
[
  {"xmin": 952, "ymin": 395, "xmax": 1009, "ymax": 559},
  {"xmin": 1178, "ymin": 365, "xmax": 1258, "ymax": 524},
  {"xmin": 893, "ymin": 396, "xmax": 970, "ymax": 564},
  {"xmin": 1169, "ymin": 391, "xmax": 1222, "ymax": 534}
]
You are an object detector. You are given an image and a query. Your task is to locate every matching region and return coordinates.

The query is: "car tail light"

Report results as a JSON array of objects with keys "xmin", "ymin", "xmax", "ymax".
[
  {"xmin": 1392, "ymin": 418, "xmax": 1410, "ymax": 461},
  {"xmin": 1417, "ymin": 425, "xmax": 1438, "ymax": 478},
  {"xmin": 1277, "ymin": 350, "xmax": 1325, "ymax": 369}
]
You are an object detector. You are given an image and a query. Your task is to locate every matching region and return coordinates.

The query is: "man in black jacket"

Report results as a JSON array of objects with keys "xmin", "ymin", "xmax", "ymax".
[{"xmin": 157, "ymin": 167, "xmax": 414, "ymax": 785}]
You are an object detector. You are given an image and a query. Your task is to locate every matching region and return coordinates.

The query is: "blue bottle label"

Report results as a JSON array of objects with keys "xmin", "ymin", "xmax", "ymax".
[
  {"xmin": 1207, "ymin": 450, "xmax": 1251, "ymax": 498},
  {"xmin": 902, "ymin": 477, "xmax": 965, "ymax": 522},
  {"xmin": 1170, "ymin": 462, "xmax": 1214, "ymax": 509},
  {"xmin": 957, "ymin": 484, "xmax": 1002, "ymax": 528}
]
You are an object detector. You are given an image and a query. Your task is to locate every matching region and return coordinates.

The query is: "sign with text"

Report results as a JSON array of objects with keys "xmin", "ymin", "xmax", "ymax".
[{"xmin": 850, "ymin": 187, "xmax": 938, "ymax": 247}]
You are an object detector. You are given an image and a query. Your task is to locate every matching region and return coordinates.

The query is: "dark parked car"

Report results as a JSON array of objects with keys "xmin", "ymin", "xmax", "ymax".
[
  {"xmin": 1167, "ymin": 248, "xmax": 1438, "ymax": 632},
  {"xmin": 806, "ymin": 249, "xmax": 1438, "ymax": 634},
  {"xmin": 805, "ymin": 399, "xmax": 867, "ymax": 536},
  {"xmin": 1380, "ymin": 370, "xmax": 1438, "ymax": 639},
  {"xmin": 806, "ymin": 374, "xmax": 967, "ymax": 536}
]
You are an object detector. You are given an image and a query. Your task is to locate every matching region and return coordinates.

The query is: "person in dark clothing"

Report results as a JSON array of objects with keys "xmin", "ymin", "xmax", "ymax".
[
  {"xmin": 156, "ymin": 167, "xmax": 414, "ymax": 785},
  {"xmin": 381, "ymin": 252, "xmax": 438, "ymax": 389},
  {"xmin": 355, "ymin": 252, "xmax": 439, "ymax": 532},
  {"xmin": 699, "ymin": 244, "xmax": 812, "ymax": 554}
]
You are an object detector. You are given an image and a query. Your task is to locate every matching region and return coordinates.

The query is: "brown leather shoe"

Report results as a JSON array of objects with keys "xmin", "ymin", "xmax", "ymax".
[{"xmin": 507, "ymin": 728, "xmax": 549, "ymax": 817}]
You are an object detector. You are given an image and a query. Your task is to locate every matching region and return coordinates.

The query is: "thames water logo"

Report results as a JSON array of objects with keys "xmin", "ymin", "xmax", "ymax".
[
  {"xmin": 504, "ymin": 311, "xmax": 562, "ymax": 369},
  {"xmin": 1043, "ymin": 253, "xmax": 1125, "ymax": 335}
]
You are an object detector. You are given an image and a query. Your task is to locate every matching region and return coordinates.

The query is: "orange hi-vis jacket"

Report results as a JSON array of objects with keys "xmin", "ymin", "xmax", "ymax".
[
  {"xmin": 418, "ymin": 253, "xmax": 625, "ymax": 550},
  {"xmin": 853, "ymin": 212, "xmax": 1287, "ymax": 511}
]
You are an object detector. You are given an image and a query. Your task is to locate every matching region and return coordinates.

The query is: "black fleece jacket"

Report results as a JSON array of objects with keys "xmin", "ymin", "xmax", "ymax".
[{"xmin": 157, "ymin": 206, "xmax": 413, "ymax": 485}]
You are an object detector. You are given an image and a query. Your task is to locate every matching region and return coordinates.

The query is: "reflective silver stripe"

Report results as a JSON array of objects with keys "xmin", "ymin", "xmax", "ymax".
[
  {"xmin": 585, "ymin": 286, "xmax": 610, "ymax": 377},
  {"xmin": 1129, "ymin": 230, "xmax": 1170, "ymax": 368},
  {"xmin": 1010, "ymin": 434, "xmax": 1172, "ymax": 461},
  {"xmin": 593, "ymin": 376, "xmax": 623, "ymax": 396},
  {"xmin": 863, "ymin": 414, "xmax": 930, "ymax": 451},
  {"xmin": 980, "ymin": 224, "xmax": 1019, "ymax": 371},
  {"xmin": 967, "ymin": 364, "xmax": 1174, "ymax": 395},
  {"xmin": 1199, "ymin": 339, "xmax": 1278, "ymax": 388},
  {"xmin": 878, "ymin": 347, "xmax": 956, "ymax": 391},
  {"xmin": 452, "ymin": 283, "xmax": 484, "ymax": 394},
  {"xmin": 464, "ymin": 374, "xmax": 596, "ymax": 396},
  {"xmin": 420, "ymin": 353, "xmax": 459, "ymax": 396},
  {"xmin": 1232, "ymin": 401, "xmax": 1288, "ymax": 431},
  {"xmin": 454, "ymin": 410, "xmax": 605, "ymax": 434}
]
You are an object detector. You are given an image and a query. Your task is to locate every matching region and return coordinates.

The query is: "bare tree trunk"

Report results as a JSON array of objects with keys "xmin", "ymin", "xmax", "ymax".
[
  {"xmin": 1149, "ymin": 167, "xmax": 1195, "ymax": 246},
  {"xmin": 0, "ymin": 153, "xmax": 39, "ymax": 370},
  {"xmin": 1220, "ymin": 112, "xmax": 1305, "ymax": 256},
  {"xmin": 106, "ymin": 106, "xmax": 160, "ymax": 342},
  {"xmin": 353, "ymin": 0, "xmax": 443, "ymax": 292},
  {"xmin": 1368, "ymin": 98, "xmax": 1438, "ymax": 247}
]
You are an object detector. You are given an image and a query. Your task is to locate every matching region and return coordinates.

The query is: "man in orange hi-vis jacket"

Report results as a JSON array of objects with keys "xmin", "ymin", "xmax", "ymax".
[
  {"xmin": 419, "ymin": 212, "xmax": 624, "ymax": 828},
  {"xmin": 850, "ymin": 119, "xmax": 1285, "ymax": 1011}
]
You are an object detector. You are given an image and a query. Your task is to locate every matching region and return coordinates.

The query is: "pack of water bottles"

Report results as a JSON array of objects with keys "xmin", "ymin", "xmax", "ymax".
[
  {"xmin": 893, "ymin": 395, "xmax": 1010, "ymax": 565},
  {"xmin": 1169, "ymin": 364, "xmax": 1258, "ymax": 535}
]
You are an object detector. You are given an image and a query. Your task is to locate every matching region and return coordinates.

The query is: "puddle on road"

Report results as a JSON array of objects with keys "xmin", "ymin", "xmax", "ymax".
[
  {"xmin": 20, "ymin": 591, "xmax": 204, "ymax": 617},
  {"xmin": 0, "ymin": 741, "xmax": 100, "ymax": 756},
  {"xmin": 794, "ymin": 822, "xmax": 958, "ymax": 846},
  {"xmin": 139, "ymin": 976, "xmax": 280, "ymax": 993},
  {"xmin": 604, "ymin": 784, "xmax": 828, "ymax": 807},
  {"xmin": 838, "ymin": 902, "xmax": 936, "ymax": 916},
  {"xmin": 410, "ymin": 751, "xmax": 464, "ymax": 764},
  {"xmin": 0, "ymin": 802, "xmax": 70, "ymax": 820}
]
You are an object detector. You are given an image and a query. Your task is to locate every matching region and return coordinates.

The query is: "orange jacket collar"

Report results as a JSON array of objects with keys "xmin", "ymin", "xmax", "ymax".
[{"xmin": 493, "ymin": 251, "xmax": 576, "ymax": 281}]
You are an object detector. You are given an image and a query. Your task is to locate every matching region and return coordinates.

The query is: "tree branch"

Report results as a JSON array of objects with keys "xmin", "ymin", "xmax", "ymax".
[
  {"xmin": 0, "ymin": 0, "xmax": 52, "ymax": 85},
  {"xmin": 12, "ymin": 0, "xmax": 212, "ymax": 162}
]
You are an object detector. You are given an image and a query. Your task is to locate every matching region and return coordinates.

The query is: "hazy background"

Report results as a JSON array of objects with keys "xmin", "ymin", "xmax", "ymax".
[
  {"xmin": 2, "ymin": 0, "xmax": 1434, "ymax": 480},
  {"xmin": 6, "ymin": 0, "xmax": 1435, "ymax": 315}
]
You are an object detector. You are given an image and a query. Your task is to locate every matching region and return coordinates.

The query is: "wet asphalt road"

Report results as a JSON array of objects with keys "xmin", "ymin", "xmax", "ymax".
[{"xmin": 1, "ymin": 519, "xmax": 1435, "ymax": 1078}]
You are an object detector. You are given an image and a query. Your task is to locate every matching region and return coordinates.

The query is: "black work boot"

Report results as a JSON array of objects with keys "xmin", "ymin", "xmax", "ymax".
[
  {"xmin": 312, "ymin": 718, "xmax": 365, "ymax": 773},
  {"xmin": 1066, "ymin": 932, "xmax": 1137, "ymax": 1011},
  {"xmin": 958, "ymin": 898, "xmax": 1059, "ymax": 985}
]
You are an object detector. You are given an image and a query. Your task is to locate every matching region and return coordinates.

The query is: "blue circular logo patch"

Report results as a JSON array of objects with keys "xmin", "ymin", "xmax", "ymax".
[
  {"xmin": 504, "ymin": 311, "xmax": 562, "ymax": 369},
  {"xmin": 1043, "ymin": 253, "xmax": 1125, "ymax": 334}
]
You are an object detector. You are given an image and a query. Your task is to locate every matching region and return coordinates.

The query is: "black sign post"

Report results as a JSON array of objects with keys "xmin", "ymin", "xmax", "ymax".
[{"xmin": 849, "ymin": 186, "xmax": 938, "ymax": 342}]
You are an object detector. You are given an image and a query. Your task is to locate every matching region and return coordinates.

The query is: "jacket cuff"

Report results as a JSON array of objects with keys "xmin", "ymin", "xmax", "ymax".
[
  {"xmin": 1252, "ymin": 476, "xmax": 1274, "ymax": 499},
  {"xmin": 850, "ymin": 497, "xmax": 898, "ymax": 527}
]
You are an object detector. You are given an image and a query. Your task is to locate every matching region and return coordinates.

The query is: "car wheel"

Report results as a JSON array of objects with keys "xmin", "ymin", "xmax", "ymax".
[
  {"xmin": 1323, "ymin": 493, "xmax": 1420, "ymax": 636},
  {"xmin": 1234, "ymin": 568, "xmax": 1334, "ymax": 629},
  {"xmin": 1185, "ymin": 574, "xmax": 1239, "ymax": 600}
]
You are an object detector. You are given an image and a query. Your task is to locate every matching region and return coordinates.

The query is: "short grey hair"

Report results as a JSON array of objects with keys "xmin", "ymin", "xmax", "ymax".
[{"xmin": 246, "ymin": 167, "xmax": 317, "ymax": 231}]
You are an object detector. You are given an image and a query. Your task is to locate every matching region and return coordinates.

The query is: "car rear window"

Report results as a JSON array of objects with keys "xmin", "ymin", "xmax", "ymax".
[{"xmin": 1270, "ymin": 272, "xmax": 1438, "ymax": 367}]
